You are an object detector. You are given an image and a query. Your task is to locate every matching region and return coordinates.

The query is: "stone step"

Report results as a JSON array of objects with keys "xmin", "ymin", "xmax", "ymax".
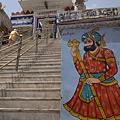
[
  {"xmin": 0, "ymin": 88, "xmax": 60, "ymax": 97},
  {"xmin": 0, "ymin": 97, "xmax": 60, "ymax": 109},
  {"xmin": 2, "ymin": 58, "xmax": 61, "ymax": 62},
  {"xmin": 0, "ymin": 109, "xmax": 60, "ymax": 120},
  {"xmin": 0, "ymin": 69, "xmax": 60, "ymax": 73},
  {"xmin": 37, "ymin": 48, "xmax": 61, "ymax": 51},
  {"xmin": 0, "ymin": 75, "xmax": 61, "ymax": 82},
  {"xmin": 2, "ymin": 47, "xmax": 61, "ymax": 52},
  {"xmin": 1, "ymin": 56, "xmax": 61, "ymax": 62},
  {"xmin": 0, "ymin": 81, "xmax": 60, "ymax": 88},
  {"xmin": 0, "ymin": 72, "xmax": 60, "ymax": 77},
  {"xmin": 2, "ymin": 65, "xmax": 61, "ymax": 70},
  {"xmin": 1, "ymin": 69, "xmax": 61, "ymax": 73},
  {"xmin": 0, "ymin": 62, "xmax": 61, "ymax": 67},
  {"xmin": 3, "ymin": 53, "xmax": 61, "ymax": 58},
  {"xmin": 0, "ymin": 38, "xmax": 61, "ymax": 120},
  {"xmin": 3, "ymin": 50, "xmax": 61, "ymax": 55},
  {"xmin": 21, "ymin": 53, "xmax": 61, "ymax": 57},
  {"xmin": 29, "ymin": 49, "xmax": 61, "ymax": 52},
  {"xmin": 0, "ymin": 59, "xmax": 61, "ymax": 64},
  {"xmin": 1, "ymin": 45, "xmax": 61, "ymax": 51},
  {"xmin": 28, "ymin": 50, "xmax": 61, "ymax": 53},
  {"xmin": 0, "ymin": 56, "xmax": 61, "ymax": 63},
  {"xmin": 4, "ymin": 47, "xmax": 61, "ymax": 52},
  {"xmin": 1, "ymin": 48, "xmax": 61, "ymax": 56}
]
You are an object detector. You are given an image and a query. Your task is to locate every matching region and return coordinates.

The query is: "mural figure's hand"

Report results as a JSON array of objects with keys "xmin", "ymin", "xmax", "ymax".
[
  {"xmin": 71, "ymin": 47, "xmax": 76, "ymax": 57},
  {"xmin": 85, "ymin": 78, "xmax": 100, "ymax": 85}
]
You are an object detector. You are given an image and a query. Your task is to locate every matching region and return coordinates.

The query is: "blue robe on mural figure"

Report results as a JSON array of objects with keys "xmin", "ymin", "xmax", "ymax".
[{"xmin": 63, "ymin": 28, "xmax": 120, "ymax": 120}]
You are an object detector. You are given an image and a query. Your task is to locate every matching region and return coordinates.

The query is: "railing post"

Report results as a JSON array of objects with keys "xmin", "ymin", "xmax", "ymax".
[
  {"xmin": 36, "ymin": 29, "xmax": 38, "ymax": 54},
  {"xmin": 0, "ymin": 36, "xmax": 3, "ymax": 50},
  {"xmin": 16, "ymin": 34, "xmax": 22, "ymax": 71},
  {"xmin": 46, "ymin": 26, "xmax": 48, "ymax": 44}
]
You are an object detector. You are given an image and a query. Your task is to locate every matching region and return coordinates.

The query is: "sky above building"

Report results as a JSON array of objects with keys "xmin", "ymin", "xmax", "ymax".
[
  {"xmin": 0, "ymin": 0, "xmax": 22, "ymax": 17},
  {"xmin": 85, "ymin": 0, "xmax": 120, "ymax": 9},
  {"xmin": 0, "ymin": 0, "xmax": 120, "ymax": 18}
]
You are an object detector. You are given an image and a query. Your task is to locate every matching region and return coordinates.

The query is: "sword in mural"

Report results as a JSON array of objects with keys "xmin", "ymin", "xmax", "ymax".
[{"xmin": 67, "ymin": 39, "xmax": 106, "ymax": 119}]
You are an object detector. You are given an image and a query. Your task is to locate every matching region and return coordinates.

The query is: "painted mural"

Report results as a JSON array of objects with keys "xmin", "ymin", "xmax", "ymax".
[{"xmin": 61, "ymin": 27, "xmax": 120, "ymax": 120}]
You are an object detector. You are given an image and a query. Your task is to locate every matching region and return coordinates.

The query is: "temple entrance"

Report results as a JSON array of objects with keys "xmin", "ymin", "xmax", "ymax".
[{"xmin": 37, "ymin": 18, "xmax": 56, "ymax": 39}]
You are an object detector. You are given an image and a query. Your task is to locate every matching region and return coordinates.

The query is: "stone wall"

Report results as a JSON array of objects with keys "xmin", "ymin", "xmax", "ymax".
[{"xmin": 0, "ymin": 9, "xmax": 12, "ymax": 33}]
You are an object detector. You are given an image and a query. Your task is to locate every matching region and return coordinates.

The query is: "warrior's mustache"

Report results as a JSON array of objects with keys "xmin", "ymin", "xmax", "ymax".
[{"xmin": 86, "ymin": 45, "xmax": 92, "ymax": 48}]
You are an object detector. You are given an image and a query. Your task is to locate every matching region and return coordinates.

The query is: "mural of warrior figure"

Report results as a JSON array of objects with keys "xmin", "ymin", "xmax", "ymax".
[{"xmin": 63, "ymin": 28, "xmax": 120, "ymax": 120}]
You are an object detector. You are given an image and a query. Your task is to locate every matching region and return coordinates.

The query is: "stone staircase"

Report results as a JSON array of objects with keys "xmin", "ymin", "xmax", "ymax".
[{"xmin": 0, "ymin": 38, "xmax": 61, "ymax": 120}]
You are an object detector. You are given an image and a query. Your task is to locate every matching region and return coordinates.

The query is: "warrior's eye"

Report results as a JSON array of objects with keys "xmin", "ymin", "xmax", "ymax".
[
  {"xmin": 88, "ymin": 40, "xmax": 92, "ymax": 43},
  {"xmin": 84, "ymin": 40, "xmax": 93, "ymax": 44}
]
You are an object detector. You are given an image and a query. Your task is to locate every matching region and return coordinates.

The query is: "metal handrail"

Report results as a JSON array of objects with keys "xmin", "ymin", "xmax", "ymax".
[
  {"xmin": 1, "ymin": 29, "xmax": 33, "ymax": 47},
  {"xmin": 0, "ymin": 39, "xmax": 44, "ymax": 70},
  {"xmin": 20, "ymin": 39, "xmax": 44, "ymax": 57},
  {"xmin": 0, "ymin": 36, "xmax": 36, "ymax": 61},
  {"xmin": 0, "ymin": 57, "xmax": 17, "ymax": 69},
  {"xmin": 0, "ymin": 26, "xmax": 33, "ymax": 38},
  {"xmin": 20, "ymin": 28, "xmax": 33, "ymax": 36},
  {"xmin": 0, "ymin": 34, "xmax": 36, "ymax": 53},
  {"xmin": 0, "ymin": 29, "xmax": 45, "ymax": 71},
  {"xmin": 0, "ymin": 27, "xmax": 36, "ymax": 70},
  {"xmin": 0, "ymin": 34, "xmax": 9, "ymax": 38}
]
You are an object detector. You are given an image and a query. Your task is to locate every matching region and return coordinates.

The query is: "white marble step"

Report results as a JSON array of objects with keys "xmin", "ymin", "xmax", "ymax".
[
  {"xmin": 0, "ymin": 109, "xmax": 60, "ymax": 120},
  {"xmin": 0, "ymin": 88, "xmax": 60, "ymax": 98},
  {"xmin": 3, "ymin": 54, "xmax": 61, "ymax": 58},
  {"xmin": 0, "ymin": 56, "xmax": 61, "ymax": 62},
  {"xmin": 0, "ymin": 69, "xmax": 60, "ymax": 73},
  {"xmin": 0, "ymin": 61, "xmax": 61, "ymax": 66},
  {"xmin": 0, "ymin": 38, "xmax": 61, "ymax": 120},
  {"xmin": 0, "ymin": 81, "xmax": 60, "ymax": 88},
  {"xmin": 0, "ymin": 72, "xmax": 60, "ymax": 77},
  {"xmin": 0, "ymin": 97, "xmax": 60, "ymax": 109},
  {"xmin": 2, "ymin": 58, "xmax": 61, "ymax": 62},
  {"xmin": 2, "ymin": 65, "xmax": 60, "ymax": 70},
  {"xmin": 0, "ymin": 75, "xmax": 61, "ymax": 82}
]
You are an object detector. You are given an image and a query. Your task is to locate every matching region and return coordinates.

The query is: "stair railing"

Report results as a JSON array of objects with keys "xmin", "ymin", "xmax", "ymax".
[
  {"xmin": 0, "ymin": 28, "xmax": 32, "ymax": 49},
  {"xmin": 0, "ymin": 31, "xmax": 45, "ymax": 71}
]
